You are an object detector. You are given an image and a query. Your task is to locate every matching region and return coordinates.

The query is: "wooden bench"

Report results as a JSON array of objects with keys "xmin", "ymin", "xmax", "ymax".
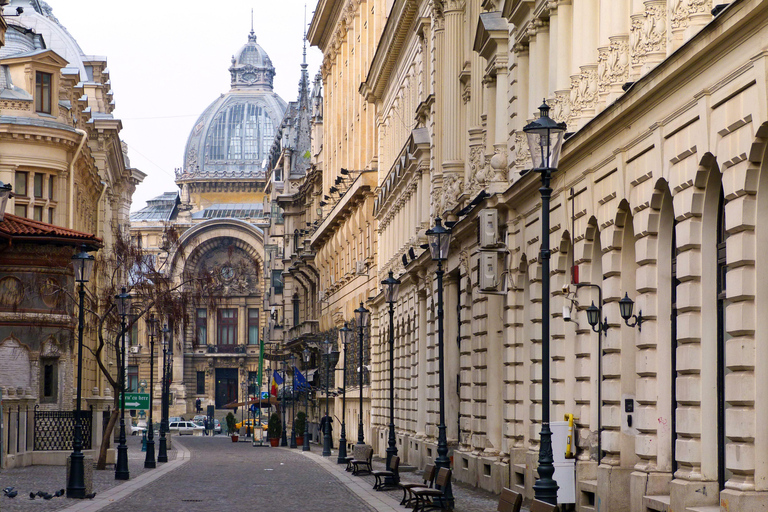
[
  {"xmin": 496, "ymin": 487, "xmax": 523, "ymax": 512},
  {"xmin": 372, "ymin": 455, "xmax": 399, "ymax": 490},
  {"xmin": 400, "ymin": 463, "xmax": 436, "ymax": 507},
  {"xmin": 350, "ymin": 445, "xmax": 373, "ymax": 475},
  {"xmin": 530, "ymin": 498, "xmax": 559, "ymax": 512},
  {"xmin": 410, "ymin": 467, "xmax": 453, "ymax": 511}
]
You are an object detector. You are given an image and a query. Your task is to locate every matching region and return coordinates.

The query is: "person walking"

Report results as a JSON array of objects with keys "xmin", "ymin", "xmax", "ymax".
[
  {"xmin": 196, "ymin": 397, "xmax": 202, "ymax": 414},
  {"xmin": 203, "ymin": 417, "xmax": 209, "ymax": 436}
]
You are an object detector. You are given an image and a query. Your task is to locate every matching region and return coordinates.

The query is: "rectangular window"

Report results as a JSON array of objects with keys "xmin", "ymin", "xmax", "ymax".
[
  {"xmin": 15, "ymin": 171, "xmax": 27, "ymax": 196},
  {"xmin": 248, "ymin": 308, "xmax": 259, "ymax": 345},
  {"xmin": 217, "ymin": 308, "xmax": 237, "ymax": 346},
  {"xmin": 33, "ymin": 205, "xmax": 43, "ymax": 222},
  {"xmin": 196, "ymin": 308, "xmax": 207, "ymax": 345},
  {"xmin": 271, "ymin": 270, "xmax": 283, "ymax": 295},
  {"xmin": 34, "ymin": 173, "xmax": 43, "ymax": 198},
  {"xmin": 48, "ymin": 175, "xmax": 54, "ymax": 200},
  {"xmin": 40, "ymin": 358, "xmax": 57, "ymax": 403},
  {"xmin": 196, "ymin": 371, "xmax": 205, "ymax": 394},
  {"xmin": 48, "ymin": 208, "xmax": 53, "ymax": 224},
  {"xmin": 14, "ymin": 204, "xmax": 26, "ymax": 217},
  {"xmin": 129, "ymin": 321, "xmax": 139, "ymax": 346},
  {"xmin": 127, "ymin": 365, "xmax": 138, "ymax": 392},
  {"xmin": 35, "ymin": 71, "xmax": 52, "ymax": 114}
]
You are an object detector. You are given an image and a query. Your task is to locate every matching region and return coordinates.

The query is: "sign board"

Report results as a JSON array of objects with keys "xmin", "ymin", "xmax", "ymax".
[
  {"xmin": 261, "ymin": 391, "xmax": 269, "ymax": 399},
  {"xmin": 250, "ymin": 404, "xmax": 258, "ymax": 413},
  {"xmin": 121, "ymin": 392, "xmax": 150, "ymax": 410}
]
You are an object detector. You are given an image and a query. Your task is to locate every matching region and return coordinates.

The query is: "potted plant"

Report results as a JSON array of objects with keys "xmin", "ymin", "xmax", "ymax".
[
  {"xmin": 226, "ymin": 412, "xmax": 238, "ymax": 442},
  {"xmin": 268, "ymin": 412, "xmax": 282, "ymax": 447},
  {"xmin": 295, "ymin": 411, "xmax": 306, "ymax": 446}
]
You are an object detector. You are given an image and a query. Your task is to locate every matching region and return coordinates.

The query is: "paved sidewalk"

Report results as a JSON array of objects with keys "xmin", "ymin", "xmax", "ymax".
[
  {"xmin": 299, "ymin": 446, "xmax": 510, "ymax": 512},
  {"xmin": 0, "ymin": 435, "xmax": 182, "ymax": 512}
]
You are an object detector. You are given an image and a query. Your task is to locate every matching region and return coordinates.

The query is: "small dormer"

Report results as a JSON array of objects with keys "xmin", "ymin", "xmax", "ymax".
[{"xmin": 1, "ymin": 49, "xmax": 68, "ymax": 117}]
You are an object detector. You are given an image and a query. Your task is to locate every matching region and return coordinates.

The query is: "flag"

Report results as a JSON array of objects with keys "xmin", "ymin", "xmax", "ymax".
[
  {"xmin": 294, "ymin": 366, "xmax": 308, "ymax": 391},
  {"xmin": 270, "ymin": 369, "xmax": 283, "ymax": 397}
]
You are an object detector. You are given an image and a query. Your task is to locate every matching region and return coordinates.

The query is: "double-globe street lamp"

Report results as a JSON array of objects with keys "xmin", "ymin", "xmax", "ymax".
[
  {"xmin": 381, "ymin": 271, "xmax": 401, "ymax": 472},
  {"xmin": 322, "ymin": 339, "xmax": 340, "ymax": 456},
  {"xmin": 67, "ymin": 246, "xmax": 95, "ymax": 499},
  {"xmin": 354, "ymin": 303, "xmax": 370, "ymax": 445},
  {"xmin": 336, "ymin": 323, "xmax": 352, "ymax": 464},
  {"xmin": 425, "ymin": 217, "xmax": 453, "ymax": 507},
  {"xmin": 115, "ymin": 287, "xmax": 132, "ymax": 481},
  {"xmin": 523, "ymin": 100, "xmax": 567, "ymax": 505},
  {"xmin": 144, "ymin": 314, "xmax": 158, "ymax": 468},
  {"xmin": 157, "ymin": 324, "xmax": 171, "ymax": 463},
  {"xmin": 302, "ymin": 348, "xmax": 311, "ymax": 452}
]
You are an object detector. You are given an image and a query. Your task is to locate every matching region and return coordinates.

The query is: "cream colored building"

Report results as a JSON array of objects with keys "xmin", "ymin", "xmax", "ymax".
[
  {"xmin": 348, "ymin": 0, "xmax": 768, "ymax": 511},
  {"xmin": 0, "ymin": 0, "xmax": 142, "ymax": 409}
]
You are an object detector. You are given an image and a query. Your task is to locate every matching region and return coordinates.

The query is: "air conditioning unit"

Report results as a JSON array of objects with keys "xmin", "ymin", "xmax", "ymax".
[
  {"xmin": 478, "ymin": 252, "xmax": 499, "ymax": 291},
  {"xmin": 129, "ymin": 346, "xmax": 140, "ymax": 354},
  {"xmin": 355, "ymin": 260, "xmax": 368, "ymax": 276},
  {"xmin": 478, "ymin": 209, "xmax": 499, "ymax": 248}
]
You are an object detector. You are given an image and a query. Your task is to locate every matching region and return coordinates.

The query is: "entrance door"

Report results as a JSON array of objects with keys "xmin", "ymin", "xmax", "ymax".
[{"xmin": 215, "ymin": 368, "xmax": 238, "ymax": 409}]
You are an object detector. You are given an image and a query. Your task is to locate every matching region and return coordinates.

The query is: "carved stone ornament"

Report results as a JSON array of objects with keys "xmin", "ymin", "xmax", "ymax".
[
  {"xmin": 468, "ymin": 143, "xmax": 489, "ymax": 196},
  {"xmin": 670, "ymin": 0, "xmax": 710, "ymax": 29},
  {"xmin": 490, "ymin": 147, "xmax": 508, "ymax": 182},
  {"xmin": 569, "ymin": 66, "xmax": 597, "ymax": 118},
  {"xmin": 439, "ymin": 173, "xmax": 464, "ymax": 216},
  {"xmin": 551, "ymin": 91, "xmax": 572, "ymax": 128},
  {"xmin": 598, "ymin": 37, "xmax": 630, "ymax": 92},
  {"xmin": 631, "ymin": 1, "xmax": 667, "ymax": 66},
  {"xmin": 0, "ymin": 276, "xmax": 24, "ymax": 307},
  {"xmin": 513, "ymin": 131, "xmax": 531, "ymax": 169}
]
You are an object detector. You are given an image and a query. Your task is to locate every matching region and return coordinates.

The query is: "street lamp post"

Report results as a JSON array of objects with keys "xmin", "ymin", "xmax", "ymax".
[
  {"xmin": 382, "ymin": 271, "xmax": 401, "ymax": 471},
  {"xmin": 302, "ymin": 348, "xmax": 311, "ymax": 452},
  {"xmin": 354, "ymin": 303, "xmax": 370, "ymax": 445},
  {"xmin": 67, "ymin": 246, "xmax": 95, "ymax": 499},
  {"xmin": 157, "ymin": 324, "xmax": 170, "ymax": 463},
  {"xmin": 281, "ymin": 359, "xmax": 288, "ymax": 447},
  {"xmin": 290, "ymin": 354, "xmax": 297, "ymax": 448},
  {"xmin": 115, "ymin": 287, "xmax": 132, "ymax": 480},
  {"xmin": 322, "ymin": 339, "xmax": 334, "ymax": 456},
  {"xmin": 524, "ymin": 100, "xmax": 566, "ymax": 505},
  {"xmin": 144, "ymin": 314, "xmax": 158, "ymax": 468},
  {"xmin": 426, "ymin": 218, "xmax": 453, "ymax": 507},
  {"xmin": 336, "ymin": 323, "xmax": 351, "ymax": 464}
]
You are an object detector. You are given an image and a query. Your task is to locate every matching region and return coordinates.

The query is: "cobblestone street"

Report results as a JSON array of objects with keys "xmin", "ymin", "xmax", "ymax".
[{"xmin": 1, "ymin": 435, "xmax": 506, "ymax": 512}]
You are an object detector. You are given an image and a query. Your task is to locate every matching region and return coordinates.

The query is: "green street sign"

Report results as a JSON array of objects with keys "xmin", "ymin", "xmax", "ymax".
[{"xmin": 121, "ymin": 392, "xmax": 150, "ymax": 410}]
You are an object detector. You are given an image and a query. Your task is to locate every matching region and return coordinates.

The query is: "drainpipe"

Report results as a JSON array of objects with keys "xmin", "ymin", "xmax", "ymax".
[{"xmin": 68, "ymin": 129, "xmax": 88, "ymax": 229}]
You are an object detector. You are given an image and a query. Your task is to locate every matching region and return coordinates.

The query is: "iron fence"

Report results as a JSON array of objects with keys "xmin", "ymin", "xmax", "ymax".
[{"xmin": 33, "ymin": 406, "xmax": 93, "ymax": 451}]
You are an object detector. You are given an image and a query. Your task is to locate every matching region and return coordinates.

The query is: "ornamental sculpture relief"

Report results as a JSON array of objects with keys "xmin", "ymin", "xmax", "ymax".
[
  {"xmin": 670, "ymin": 0, "xmax": 710, "ymax": 29},
  {"xmin": 597, "ymin": 37, "xmax": 630, "ymax": 92},
  {"xmin": 467, "ymin": 143, "xmax": 489, "ymax": 196},
  {"xmin": 569, "ymin": 66, "xmax": 598, "ymax": 118},
  {"xmin": 631, "ymin": 1, "xmax": 667, "ymax": 67}
]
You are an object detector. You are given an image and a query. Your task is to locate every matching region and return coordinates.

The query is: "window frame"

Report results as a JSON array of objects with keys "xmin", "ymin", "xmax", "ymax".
[
  {"xmin": 196, "ymin": 308, "xmax": 207, "ymax": 346},
  {"xmin": 127, "ymin": 365, "xmax": 139, "ymax": 393},
  {"xmin": 35, "ymin": 71, "xmax": 52, "ymax": 114},
  {"xmin": 40, "ymin": 358, "xmax": 58, "ymax": 403},
  {"xmin": 247, "ymin": 308, "xmax": 259, "ymax": 345},
  {"xmin": 196, "ymin": 371, "xmax": 205, "ymax": 394},
  {"xmin": 217, "ymin": 308, "xmax": 237, "ymax": 346},
  {"xmin": 15, "ymin": 171, "xmax": 27, "ymax": 197}
]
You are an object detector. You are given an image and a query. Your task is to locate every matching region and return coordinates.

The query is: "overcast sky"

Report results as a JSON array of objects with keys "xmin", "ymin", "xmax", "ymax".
[{"xmin": 53, "ymin": 0, "xmax": 323, "ymax": 212}]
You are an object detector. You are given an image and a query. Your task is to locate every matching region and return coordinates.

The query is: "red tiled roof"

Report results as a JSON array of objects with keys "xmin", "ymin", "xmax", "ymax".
[{"xmin": 0, "ymin": 214, "xmax": 102, "ymax": 247}]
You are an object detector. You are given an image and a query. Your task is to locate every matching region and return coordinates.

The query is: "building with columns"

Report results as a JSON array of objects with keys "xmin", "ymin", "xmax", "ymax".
[
  {"xmin": 129, "ymin": 29, "xmax": 287, "ymax": 418},
  {"xmin": 281, "ymin": 0, "xmax": 768, "ymax": 510},
  {"xmin": 0, "ymin": 0, "xmax": 142, "ymax": 419}
]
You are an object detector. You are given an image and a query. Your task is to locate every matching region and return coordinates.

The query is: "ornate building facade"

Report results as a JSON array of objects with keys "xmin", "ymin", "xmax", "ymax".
[
  {"xmin": 284, "ymin": 0, "xmax": 768, "ymax": 511},
  {"xmin": 129, "ymin": 30, "xmax": 286, "ymax": 417},
  {"xmin": 0, "ymin": 0, "xmax": 142, "ymax": 424}
]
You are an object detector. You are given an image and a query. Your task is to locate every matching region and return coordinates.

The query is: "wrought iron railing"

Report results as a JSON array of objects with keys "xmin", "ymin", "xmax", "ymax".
[{"xmin": 34, "ymin": 406, "xmax": 94, "ymax": 451}]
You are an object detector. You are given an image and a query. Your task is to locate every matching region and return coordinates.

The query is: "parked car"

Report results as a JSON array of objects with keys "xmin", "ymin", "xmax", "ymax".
[
  {"xmin": 191, "ymin": 416, "xmax": 222, "ymax": 434},
  {"xmin": 168, "ymin": 420, "xmax": 203, "ymax": 436},
  {"xmin": 131, "ymin": 420, "xmax": 147, "ymax": 436}
]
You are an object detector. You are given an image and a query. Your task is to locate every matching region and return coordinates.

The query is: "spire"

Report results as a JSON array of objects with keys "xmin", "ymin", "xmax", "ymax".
[
  {"xmin": 302, "ymin": 3, "xmax": 308, "ymax": 67},
  {"xmin": 248, "ymin": 9, "xmax": 257, "ymax": 42}
]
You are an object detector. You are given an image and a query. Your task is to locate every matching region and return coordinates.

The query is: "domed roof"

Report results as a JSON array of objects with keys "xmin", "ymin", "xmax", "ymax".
[
  {"xmin": 229, "ymin": 30, "xmax": 276, "ymax": 89},
  {"xmin": 178, "ymin": 31, "xmax": 287, "ymax": 182}
]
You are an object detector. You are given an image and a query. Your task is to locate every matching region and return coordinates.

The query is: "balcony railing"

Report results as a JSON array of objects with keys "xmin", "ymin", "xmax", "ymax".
[
  {"xmin": 288, "ymin": 320, "xmax": 319, "ymax": 342},
  {"xmin": 207, "ymin": 344, "xmax": 247, "ymax": 354}
]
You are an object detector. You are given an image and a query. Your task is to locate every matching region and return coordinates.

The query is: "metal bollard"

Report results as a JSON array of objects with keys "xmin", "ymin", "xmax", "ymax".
[{"xmin": 141, "ymin": 431, "xmax": 147, "ymax": 452}]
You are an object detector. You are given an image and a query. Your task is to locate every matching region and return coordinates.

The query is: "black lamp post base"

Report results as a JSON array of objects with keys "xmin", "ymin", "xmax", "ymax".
[
  {"xmin": 66, "ymin": 451, "xmax": 86, "ymax": 499},
  {"xmin": 144, "ymin": 437, "xmax": 156, "ymax": 469},
  {"xmin": 336, "ymin": 430, "xmax": 347, "ymax": 463},
  {"xmin": 157, "ymin": 436, "xmax": 168, "ymax": 463},
  {"xmin": 115, "ymin": 444, "xmax": 130, "ymax": 480},
  {"xmin": 290, "ymin": 429, "xmax": 297, "ymax": 448},
  {"xmin": 303, "ymin": 432, "xmax": 311, "ymax": 451}
]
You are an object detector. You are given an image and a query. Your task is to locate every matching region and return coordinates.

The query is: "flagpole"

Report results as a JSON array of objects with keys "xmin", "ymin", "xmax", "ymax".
[{"xmin": 256, "ymin": 337, "xmax": 264, "ymax": 445}]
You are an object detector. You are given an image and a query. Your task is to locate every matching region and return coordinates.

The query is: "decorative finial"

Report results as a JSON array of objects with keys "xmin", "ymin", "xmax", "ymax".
[
  {"xmin": 248, "ymin": 8, "xmax": 257, "ymax": 43},
  {"xmin": 302, "ymin": 3, "xmax": 308, "ymax": 66}
]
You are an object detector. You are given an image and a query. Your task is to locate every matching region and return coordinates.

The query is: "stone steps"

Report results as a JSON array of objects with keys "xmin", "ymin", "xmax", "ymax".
[
  {"xmin": 686, "ymin": 506, "xmax": 720, "ymax": 512},
  {"xmin": 643, "ymin": 494, "xmax": 670, "ymax": 511}
]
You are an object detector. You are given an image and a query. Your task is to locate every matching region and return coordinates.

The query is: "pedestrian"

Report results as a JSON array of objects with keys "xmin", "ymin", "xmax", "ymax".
[
  {"xmin": 196, "ymin": 397, "xmax": 202, "ymax": 414},
  {"xmin": 320, "ymin": 413, "xmax": 333, "ymax": 448},
  {"xmin": 203, "ymin": 417, "xmax": 208, "ymax": 436}
]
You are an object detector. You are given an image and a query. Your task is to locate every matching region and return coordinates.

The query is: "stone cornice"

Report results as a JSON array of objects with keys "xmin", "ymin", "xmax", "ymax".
[
  {"xmin": 360, "ymin": 0, "xmax": 422, "ymax": 103},
  {"xmin": 310, "ymin": 170, "xmax": 376, "ymax": 249}
]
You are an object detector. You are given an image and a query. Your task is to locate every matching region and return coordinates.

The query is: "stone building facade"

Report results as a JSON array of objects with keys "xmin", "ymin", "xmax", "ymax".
[
  {"xmin": 0, "ymin": 0, "xmax": 142, "ymax": 415},
  {"xmin": 129, "ymin": 30, "xmax": 286, "ymax": 418},
  {"xmin": 293, "ymin": 0, "xmax": 768, "ymax": 510}
]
